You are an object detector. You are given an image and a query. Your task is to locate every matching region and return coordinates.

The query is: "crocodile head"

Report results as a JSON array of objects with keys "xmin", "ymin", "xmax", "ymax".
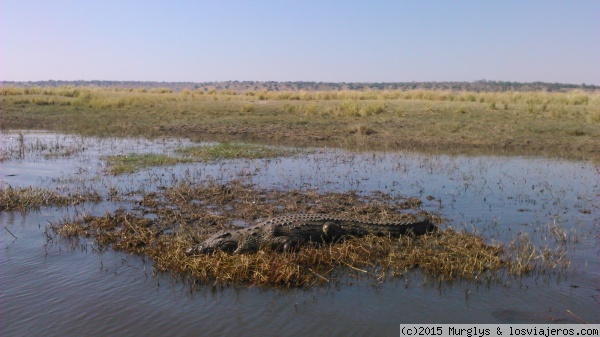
[{"xmin": 188, "ymin": 231, "xmax": 240, "ymax": 254}]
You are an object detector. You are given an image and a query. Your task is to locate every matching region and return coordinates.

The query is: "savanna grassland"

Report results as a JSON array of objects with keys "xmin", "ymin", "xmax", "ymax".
[{"xmin": 1, "ymin": 85, "xmax": 598, "ymax": 160}]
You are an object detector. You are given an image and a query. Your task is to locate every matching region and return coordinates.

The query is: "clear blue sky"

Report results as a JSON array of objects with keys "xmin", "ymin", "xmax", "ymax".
[{"xmin": 1, "ymin": 0, "xmax": 599, "ymax": 84}]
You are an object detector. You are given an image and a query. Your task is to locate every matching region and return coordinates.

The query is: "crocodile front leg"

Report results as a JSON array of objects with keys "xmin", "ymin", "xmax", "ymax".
[
  {"xmin": 234, "ymin": 231, "xmax": 301, "ymax": 253},
  {"xmin": 269, "ymin": 236, "xmax": 299, "ymax": 252}
]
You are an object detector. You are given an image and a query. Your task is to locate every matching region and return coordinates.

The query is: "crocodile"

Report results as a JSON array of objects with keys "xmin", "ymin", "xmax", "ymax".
[{"xmin": 186, "ymin": 214, "xmax": 435, "ymax": 254}]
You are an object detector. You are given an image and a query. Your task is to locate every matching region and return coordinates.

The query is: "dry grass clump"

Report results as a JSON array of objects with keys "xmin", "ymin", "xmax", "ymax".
[
  {"xmin": 153, "ymin": 180, "xmax": 427, "ymax": 236},
  {"xmin": 2, "ymin": 86, "xmax": 598, "ymax": 107},
  {"xmin": 504, "ymin": 232, "xmax": 570, "ymax": 277},
  {"xmin": 48, "ymin": 180, "xmax": 569, "ymax": 288},
  {"xmin": 3, "ymin": 85, "xmax": 597, "ymax": 108},
  {"xmin": 55, "ymin": 211, "xmax": 156, "ymax": 251},
  {"xmin": 162, "ymin": 230, "xmax": 506, "ymax": 287},
  {"xmin": 52, "ymin": 210, "xmax": 504, "ymax": 287},
  {"xmin": 330, "ymin": 101, "xmax": 386, "ymax": 117},
  {"xmin": 51, "ymin": 209, "xmax": 558, "ymax": 288},
  {"xmin": 0, "ymin": 186, "xmax": 101, "ymax": 211}
]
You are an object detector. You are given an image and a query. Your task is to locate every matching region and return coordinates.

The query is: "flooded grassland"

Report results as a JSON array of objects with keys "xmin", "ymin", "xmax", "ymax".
[
  {"xmin": 0, "ymin": 130, "xmax": 598, "ymax": 336},
  {"xmin": 1, "ymin": 87, "xmax": 599, "ymax": 160}
]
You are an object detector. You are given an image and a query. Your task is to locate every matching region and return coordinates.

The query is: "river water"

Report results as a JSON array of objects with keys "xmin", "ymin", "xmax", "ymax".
[{"xmin": 1, "ymin": 131, "xmax": 598, "ymax": 336}]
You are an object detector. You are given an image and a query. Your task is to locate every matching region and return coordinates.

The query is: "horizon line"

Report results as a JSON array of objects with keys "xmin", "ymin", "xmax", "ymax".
[{"xmin": 1, "ymin": 79, "xmax": 598, "ymax": 87}]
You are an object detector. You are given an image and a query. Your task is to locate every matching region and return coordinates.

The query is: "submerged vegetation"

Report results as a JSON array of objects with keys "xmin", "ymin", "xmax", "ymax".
[
  {"xmin": 0, "ymin": 186, "xmax": 101, "ymax": 211},
  {"xmin": 0, "ymin": 131, "xmax": 86, "ymax": 162},
  {"xmin": 175, "ymin": 142, "xmax": 302, "ymax": 160},
  {"xmin": 1, "ymin": 85, "xmax": 598, "ymax": 159}
]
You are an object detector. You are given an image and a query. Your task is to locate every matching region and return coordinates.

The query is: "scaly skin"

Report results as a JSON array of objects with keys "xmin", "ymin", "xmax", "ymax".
[{"xmin": 186, "ymin": 214, "xmax": 435, "ymax": 254}]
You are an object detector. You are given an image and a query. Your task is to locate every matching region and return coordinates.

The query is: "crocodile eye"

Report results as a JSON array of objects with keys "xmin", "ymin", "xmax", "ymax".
[{"xmin": 217, "ymin": 232, "xmax": 232, "ymax": 239}]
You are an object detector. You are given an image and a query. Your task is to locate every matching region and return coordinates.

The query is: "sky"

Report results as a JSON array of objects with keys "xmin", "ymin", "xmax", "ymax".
[{"xmin": 1, "ymin": 1, "xmax": 599, "ymax": 84}]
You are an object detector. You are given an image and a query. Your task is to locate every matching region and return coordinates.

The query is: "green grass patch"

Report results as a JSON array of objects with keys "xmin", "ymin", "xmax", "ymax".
[
  {"xmin": 176, "ymin": 143, "xmax": 301, "ymax": 160},
  {"xmin": 103, "ymin": 153, "xmax": 190, "ymax": 174},
  {"xmin": 102, "ymin": 144, "xmax": 301, "ymax": 174}
]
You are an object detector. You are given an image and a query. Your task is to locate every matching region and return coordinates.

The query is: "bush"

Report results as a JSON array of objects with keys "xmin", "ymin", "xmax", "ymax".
[{"xmin": 242, "ymin": 104, "xmax": 255, "ymax": 113}]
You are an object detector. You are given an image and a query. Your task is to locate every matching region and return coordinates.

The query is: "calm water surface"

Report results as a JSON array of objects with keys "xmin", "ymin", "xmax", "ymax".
[{"xmin": 1, "ymin": 131, "xmax": 598, "ymax": 336}]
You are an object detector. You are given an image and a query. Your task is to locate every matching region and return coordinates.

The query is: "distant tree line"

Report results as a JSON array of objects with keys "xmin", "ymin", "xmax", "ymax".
[{"xmin": 0, "ymin": 79, "xmax": 596, "ymax": 92}]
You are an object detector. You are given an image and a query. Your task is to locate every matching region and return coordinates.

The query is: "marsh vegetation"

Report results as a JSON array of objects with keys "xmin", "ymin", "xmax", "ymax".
[
  {"xmin": 100, "ymin": 143, "xmax": 301, "ymax": 174},
  {"xmin": 48, "ymin": 180, "xmax": 572, "ymax": 288},
  {"xmin": 1, "ymin": 86, "xmax": 598, "ymax": 160},
  {"xmin": 0, "ymin": 131, "xmax": 587, "ymax": 289},
  {"xmin": 1, "ymin": 129, "xmax": 597, "ymax": 331}
]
